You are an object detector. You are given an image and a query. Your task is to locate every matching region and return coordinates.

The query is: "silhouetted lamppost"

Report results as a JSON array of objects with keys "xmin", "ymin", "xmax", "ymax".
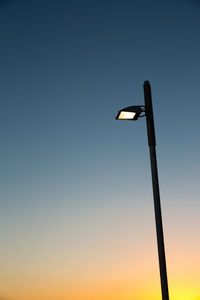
[{"xmin": 115, "ymin": 81, "xmax": 169, "ymax": 300}]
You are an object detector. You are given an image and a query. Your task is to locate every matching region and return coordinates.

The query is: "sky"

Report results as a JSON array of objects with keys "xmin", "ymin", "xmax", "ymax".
[{"xmin": 0, "ymin": 0, "xmax": 200, "ymax": 299}]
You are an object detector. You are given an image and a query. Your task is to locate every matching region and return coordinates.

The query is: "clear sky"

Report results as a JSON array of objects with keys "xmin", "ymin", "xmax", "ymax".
[{"xmin": 0, "ymin": 0, "xmax": 200, "ymax": 299}]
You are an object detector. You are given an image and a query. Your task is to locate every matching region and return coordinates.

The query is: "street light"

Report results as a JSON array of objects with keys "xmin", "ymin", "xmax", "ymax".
[{"xmin": 115, "ymin": 81, "xmax": 169, "ymax": 300}]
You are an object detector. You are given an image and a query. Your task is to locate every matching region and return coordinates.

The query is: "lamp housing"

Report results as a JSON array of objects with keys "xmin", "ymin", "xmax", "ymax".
[{"xmin": 115, "ymin": 105, "xmax": 145, "ymax": 120}]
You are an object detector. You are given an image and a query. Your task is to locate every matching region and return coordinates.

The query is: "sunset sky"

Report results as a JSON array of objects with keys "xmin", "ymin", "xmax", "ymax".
[{"xmin": 1, "ymin": 0, "xmax": 200, "ymax": 299}]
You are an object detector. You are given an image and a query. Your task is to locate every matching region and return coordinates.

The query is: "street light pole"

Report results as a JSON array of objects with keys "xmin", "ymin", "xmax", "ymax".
[
  {"xmin": 143, "ymin": 81, "xmax": 169, "ymax": 300},
  {"xmin": 115, "ymin": 81, "xmax": 170, "ymax": 299}
]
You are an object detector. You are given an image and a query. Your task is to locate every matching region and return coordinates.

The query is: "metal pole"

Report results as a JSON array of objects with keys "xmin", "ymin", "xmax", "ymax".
[{"xmin": 143, "ymin": 81, "xmax": 169, "ymax": 300}]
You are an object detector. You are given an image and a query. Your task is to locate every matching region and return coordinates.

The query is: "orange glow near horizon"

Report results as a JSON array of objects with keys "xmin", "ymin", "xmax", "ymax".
[
  {"xmin": 1, "ymin": 252, "xmax": 200, "ymax": 300},
  {"xmin": 1, "ymin": 193, "xmax": 200, "ymax": 300},
  {"xmin": 1, "ymin": 277, "xmax": 200, "ymax": 300},
  {"xmin": 1, "ymin": 218, "xmax": 200, "ymax": 300},
  {"xmin": 1, "ymin": 209, "xmax": 200, "ymax": 300}
]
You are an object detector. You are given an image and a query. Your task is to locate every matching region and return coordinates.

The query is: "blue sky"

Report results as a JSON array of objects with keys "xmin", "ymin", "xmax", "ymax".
[{"xmin": 0, "ymin": 1, "xmax": 200, "ymax": 299}]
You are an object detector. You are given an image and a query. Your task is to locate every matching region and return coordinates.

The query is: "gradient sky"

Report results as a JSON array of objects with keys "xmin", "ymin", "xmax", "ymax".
[{"xmin": 0, "ymin": 0, "xmax": 200, "ymax": 299}]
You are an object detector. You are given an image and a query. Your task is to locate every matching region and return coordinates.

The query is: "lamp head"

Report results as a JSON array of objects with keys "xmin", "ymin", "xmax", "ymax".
[{"xmin": 115, "ymin": 106, "xmax": 144, "ymax": 121}]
